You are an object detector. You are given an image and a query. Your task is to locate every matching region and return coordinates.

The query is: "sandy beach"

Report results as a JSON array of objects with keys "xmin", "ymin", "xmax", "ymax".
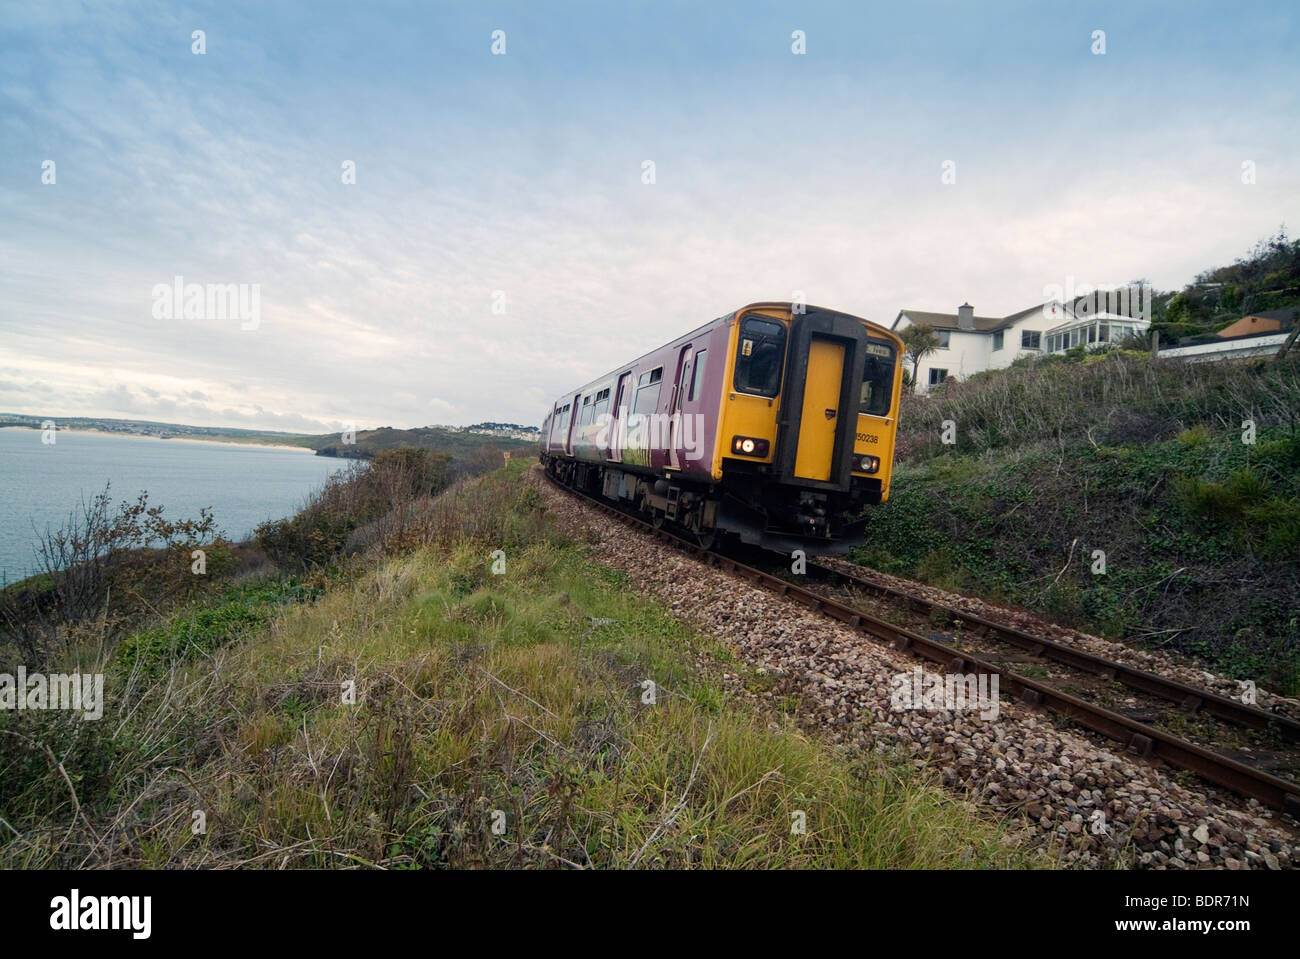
[{"xmin": 0, "ymin": 425, "xmax": 315, "ymax": 453}]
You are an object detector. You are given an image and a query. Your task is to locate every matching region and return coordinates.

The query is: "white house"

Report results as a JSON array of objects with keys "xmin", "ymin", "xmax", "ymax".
[{"xmin": 893, "ymin": 300, "xmax": 1152, "ymax": 392}]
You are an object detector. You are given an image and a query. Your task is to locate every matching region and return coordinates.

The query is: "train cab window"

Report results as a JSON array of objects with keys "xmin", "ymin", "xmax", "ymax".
[
  {"xmin": 633, "ymin": 367, "xmax": 662, "ymax": 415},
  {"xmin": 859, "ymin": 341, "xmax": 895, "ymax": 416},
  {"xmin": 689, "ymin": 349, "xmax": 707, "ymax": 402},
  {"xmin": 734, "ymin": 316, "xmax": 786, "ymax": 397}
]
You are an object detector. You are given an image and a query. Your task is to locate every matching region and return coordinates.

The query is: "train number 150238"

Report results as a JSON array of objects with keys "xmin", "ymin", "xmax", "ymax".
[{"xmin": 855, "ymin": 432, "xmax": 879, "ymax": 444}]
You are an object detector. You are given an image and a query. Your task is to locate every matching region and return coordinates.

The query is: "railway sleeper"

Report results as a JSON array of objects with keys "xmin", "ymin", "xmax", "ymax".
[{"xmin": 1128, "ymin": 733, "xmax": 1155, "ymax": 758}]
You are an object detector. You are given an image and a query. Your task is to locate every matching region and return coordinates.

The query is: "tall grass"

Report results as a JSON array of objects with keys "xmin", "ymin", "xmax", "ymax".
[
  {"xmin": 901, "ymin": 353, "xmax": 1300, "ymax": 461},
  {"xmin": 0, "ymin": 464, "xmax": 1036, "ymax": 869}
]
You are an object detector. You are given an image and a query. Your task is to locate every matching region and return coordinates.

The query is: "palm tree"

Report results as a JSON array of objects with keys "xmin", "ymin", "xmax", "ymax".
[{"xmin": 899, "ymin": 324, "xmax": 940, "ymax": 392}]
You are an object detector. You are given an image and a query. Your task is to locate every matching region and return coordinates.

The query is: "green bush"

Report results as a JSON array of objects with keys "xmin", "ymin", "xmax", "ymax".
[
  {"xmin": 256, "ymin": 448, "xmax": 455, "ymax": 571},
  {"xmin": 897, "ymin": 353, "xmax": 1300, "ymax": 463},
  {"xmin": 114, "ymin": 579, "xmax": 318, "ymax": 679},
  {"xmin": 857, "ymin": 420, "xmax": 1300, "ymax": 692}
]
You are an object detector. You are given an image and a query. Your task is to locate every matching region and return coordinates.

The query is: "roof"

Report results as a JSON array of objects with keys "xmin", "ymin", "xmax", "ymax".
[
  {"xmin": 893, "ymin": 309, "xmax": 1004, "ymax": 332},
  {"xmin": 1241, "ymin": 307, "xmax": 1299, "ymax": 325},
  {"xmin": 893, "ymin": 301, "xmax": 1067, "ymax": 334},
  {"xmin": 1203, "ymin": 328, "xmax": 1295, "ymax": 345}
]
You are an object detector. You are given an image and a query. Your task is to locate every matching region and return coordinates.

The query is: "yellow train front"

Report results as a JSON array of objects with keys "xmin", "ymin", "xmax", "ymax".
[{"xmin": 540, "ymin": 302, "xmax": 904, "ymax": 554}]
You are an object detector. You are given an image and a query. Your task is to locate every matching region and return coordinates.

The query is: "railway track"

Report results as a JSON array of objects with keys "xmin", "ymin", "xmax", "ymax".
[
  {"xmin": 804, "ymin": 556, "xmax": 1300, "ymax": 744},
  {"xmin": 541, "ymin": 470, "xmax": 1300, "ymax": 816}
]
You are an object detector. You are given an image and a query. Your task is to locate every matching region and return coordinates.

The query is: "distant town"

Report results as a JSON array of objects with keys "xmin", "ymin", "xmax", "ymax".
[{"xmin": 434, "ymin": 422, "xmax": 542, "ymax": 441}]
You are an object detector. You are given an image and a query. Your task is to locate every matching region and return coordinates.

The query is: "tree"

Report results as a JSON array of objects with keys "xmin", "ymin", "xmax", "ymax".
[
  {"xmin": 899, "ymin": 323, "xmax": 940, "ymax": 392},
  {"xmin": 1275, "ymin": 307, "xmax": 1300, "ymax": 363}
]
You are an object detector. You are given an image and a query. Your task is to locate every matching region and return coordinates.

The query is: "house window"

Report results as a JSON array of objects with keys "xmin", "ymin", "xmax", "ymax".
[
  {"xmin": 928, "ymin": 368, "xmax": 948, "ymax": 387},
  {"xmin": 992, "ymin": 331, "xmax": 1004, "ymax": 351},
  {"xmin": 1021, "ymin": 330, "xmax": 1041, "ymax": 350},
  {"xmin": 935, "ymin": 330, "xmax": 951, "ymax": 348}
]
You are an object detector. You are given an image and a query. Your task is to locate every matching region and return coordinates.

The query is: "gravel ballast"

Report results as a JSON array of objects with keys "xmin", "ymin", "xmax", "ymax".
[{"xmin": 535, "ymin": 469, "xmax": 1299, "ymax": 870}]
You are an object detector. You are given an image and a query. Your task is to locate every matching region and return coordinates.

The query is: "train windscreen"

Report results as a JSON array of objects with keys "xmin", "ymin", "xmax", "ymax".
[
  {"xmin": 859, "ymin": 340, "xmax": 895, "ymax": 416},
  {"xmin": 734, "ymin": 316, "xmax": 786, "ymax": 397}
]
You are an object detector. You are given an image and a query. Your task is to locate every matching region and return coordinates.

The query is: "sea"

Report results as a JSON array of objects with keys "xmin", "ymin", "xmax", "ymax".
[{"xmin": 0, "ymin": 428, "xmax": 351, "ymax": 583}]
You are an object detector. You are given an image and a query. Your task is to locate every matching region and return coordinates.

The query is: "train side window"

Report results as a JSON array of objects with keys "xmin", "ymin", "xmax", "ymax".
[
  {"xmin": 633, "ymin": 367, "xmax": 662, "ymax": 415},
  {"xmin": 592, "ymin": 387, "xmax": 611, "ymax": 421},
  {"xmin": 578, "ymin": 395, "xmax": 593, "ymax": 427},
  {"xmin": 689, "ymin": 349, "xmax": 707, "ymax": 401},
  {"xmin": 734, "ymin": 316, "xmax": 786, "ymax": 397},
  {"xmin": 550, "ymin": 405, "xmax": 569, "ymax": 441},
  {"xmin": 859, "ymin": 341, "xmax": 896, "ymax": 417}
]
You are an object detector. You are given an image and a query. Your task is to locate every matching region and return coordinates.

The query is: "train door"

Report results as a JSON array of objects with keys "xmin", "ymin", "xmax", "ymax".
[
  {"xmin": 606, "ymin": 371, "xmax": 633, "ymax": 462},
  {"xmin": 793, "ymin": 337, "xmax": 846, "ymax": 481},
  {"xmin": 564, "ymin": 392, "xmax": 580, "ymax": 454},
  {"xmin": 667, "ymin": 345, "xmax": 693, "ymax": 470},
  {"xmin": 548, "ymin": 404, "xmax": 563, "ymax": 453}
]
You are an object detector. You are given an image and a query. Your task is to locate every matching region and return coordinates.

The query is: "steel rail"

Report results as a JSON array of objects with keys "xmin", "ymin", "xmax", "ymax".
[
  {"xmin": 541, "ymin": 469, "xmax": 1300, "ymax": 814},
  {"xmin": 807, "ymin": 559, "xmax": 1300, "ymax": 743}
]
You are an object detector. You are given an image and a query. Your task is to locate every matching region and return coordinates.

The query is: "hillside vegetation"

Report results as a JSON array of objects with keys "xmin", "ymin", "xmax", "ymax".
[
  {"xmin": 859, "ymin": 353, "xmax": 1300, "ymax": 693},
  {"xmin": 310, "ymin": 426, "xmax": 535, "ymax": 460},
  {"xmin": 1152, "ymin": 229, "xmax": 1300, "ymax": 344},
  {"xmin": 0, "ymin": 460, "xmax": 1032, "ymax": 869}
]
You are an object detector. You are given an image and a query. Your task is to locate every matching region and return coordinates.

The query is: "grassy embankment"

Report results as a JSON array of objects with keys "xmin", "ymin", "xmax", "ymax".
[
  {"xmin": 1, "ymin": 460, "xmax": 1035, "ymax": 869},
  {"xmin": 857, "ymin": 353, "xmax": 1300, "ymax": 693}
]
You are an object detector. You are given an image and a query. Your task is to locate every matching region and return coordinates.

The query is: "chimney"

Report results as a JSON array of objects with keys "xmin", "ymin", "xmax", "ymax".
[{"xmin": 957, "ymin": 303, "xmax": 975, "ymax": 331}]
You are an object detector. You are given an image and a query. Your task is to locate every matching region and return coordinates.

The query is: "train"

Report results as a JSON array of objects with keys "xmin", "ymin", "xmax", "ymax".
[{"xmin": 539, "ymin": 302, "xmax": 904, "ymax": 554}]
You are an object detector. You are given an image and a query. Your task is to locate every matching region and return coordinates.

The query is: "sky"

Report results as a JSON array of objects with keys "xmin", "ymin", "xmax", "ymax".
[{"xmin": 1, "ymin": 0, "xmax": 1297, "ymax": 433}]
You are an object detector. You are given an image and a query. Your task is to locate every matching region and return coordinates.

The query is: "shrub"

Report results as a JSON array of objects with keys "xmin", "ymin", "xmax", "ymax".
[
  {"xmin": 897, "ymin": 353, "xmax": 1300, "ymax": 463},
  {"xmin": 0, "ymin": 486, "xmax": 229, "ymax": 666},
  {"xmin": 256, "ymin": 448, "xmax": 455, "ymax": 571}
]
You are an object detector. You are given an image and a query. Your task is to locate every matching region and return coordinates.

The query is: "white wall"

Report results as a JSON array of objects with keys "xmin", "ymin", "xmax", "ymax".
[
  {"xmin": 1159, "ymin": 333, "xmax": 1288, "ymax": 362},
  {"xmin": 895, "ymin": 303, "xmax": 1066, "ymax": 393}
]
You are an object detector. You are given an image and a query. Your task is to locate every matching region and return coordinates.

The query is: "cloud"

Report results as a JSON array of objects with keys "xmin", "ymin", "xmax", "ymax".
[{"xmin": 1, "ymin": 2, "xmax": 1298, "ymax": 431}]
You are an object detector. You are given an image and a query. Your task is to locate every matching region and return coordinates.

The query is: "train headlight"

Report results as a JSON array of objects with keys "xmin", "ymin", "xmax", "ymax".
[
  {"xmin": 855, "ymin": 455, "xmax": 880, "ymax": 473},
  {"xmin": 731, "ymin": 436, "xmax": 769, "ymax": 457}
]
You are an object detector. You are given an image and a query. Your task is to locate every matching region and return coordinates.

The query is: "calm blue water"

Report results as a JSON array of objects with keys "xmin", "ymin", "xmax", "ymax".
[{"xmin": 0, "ymin": 428, "xmax": 350, "ymax": 583}]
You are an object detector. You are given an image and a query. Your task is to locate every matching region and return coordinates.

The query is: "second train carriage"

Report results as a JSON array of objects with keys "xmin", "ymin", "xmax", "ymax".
[{"xmin": 540, "ymin": 302, "xmax": 904, "ymax": 554}]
